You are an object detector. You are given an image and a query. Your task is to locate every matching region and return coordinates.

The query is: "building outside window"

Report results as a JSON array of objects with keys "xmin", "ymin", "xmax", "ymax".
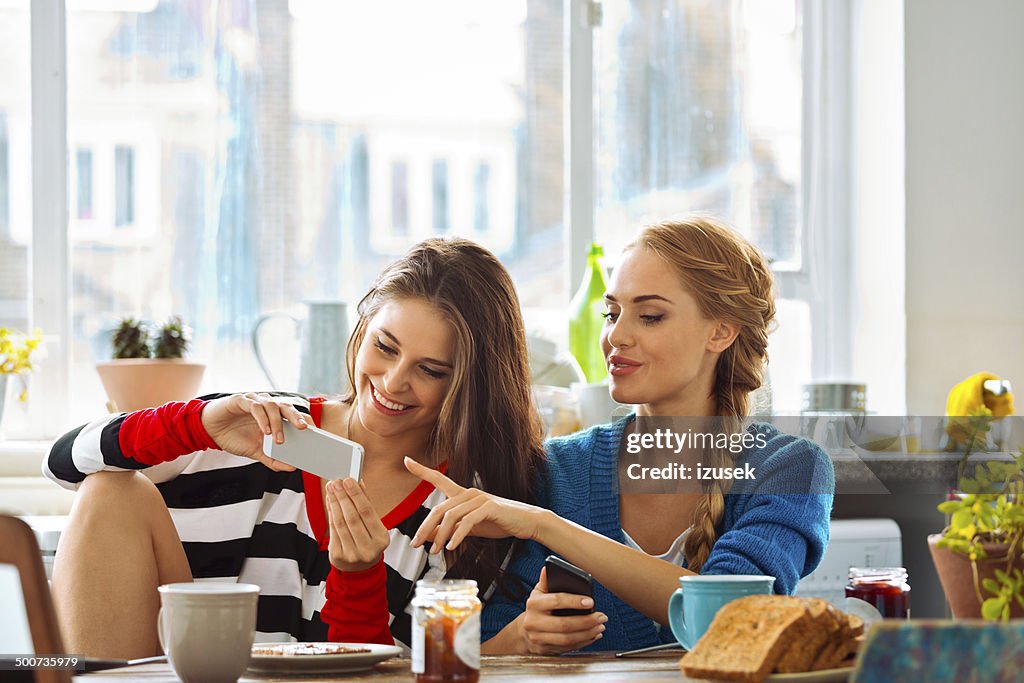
[{"xmin": 4, "ymin": 0, "xmax": 857, "ymax": 436}]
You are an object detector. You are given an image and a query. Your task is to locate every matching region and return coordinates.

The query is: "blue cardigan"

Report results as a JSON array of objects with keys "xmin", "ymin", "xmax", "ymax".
[{"xmin": 481, "ymin": 418, "xmax": 835, "ymax": 651}]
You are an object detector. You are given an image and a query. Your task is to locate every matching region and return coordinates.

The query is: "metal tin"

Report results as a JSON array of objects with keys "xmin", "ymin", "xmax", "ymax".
[{"xmin": 801, "ymin": 383, "xmax": 866, "ymax": 413}]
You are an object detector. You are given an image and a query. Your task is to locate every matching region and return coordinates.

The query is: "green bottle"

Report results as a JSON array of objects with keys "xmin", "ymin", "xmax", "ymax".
[{"xmin": 569, "ymin": 243, "xmax": 609, "ymax": 383}]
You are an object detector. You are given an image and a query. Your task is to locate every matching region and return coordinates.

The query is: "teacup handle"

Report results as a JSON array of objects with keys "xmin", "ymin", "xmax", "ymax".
[
  {"xmin": 668, "ymin": 588, "xmax": 694, "ymax": 650},
  {"xmin": 251, "ymin": 313, "xmax": 301, "ymax": 390},
  {"xmin": 156, "ymin": 606, "xmax": 166, "ymax": 654}
]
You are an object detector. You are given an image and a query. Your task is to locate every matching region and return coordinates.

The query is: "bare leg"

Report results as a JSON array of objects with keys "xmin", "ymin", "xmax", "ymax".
[{"xmin": 51, "ymin": 471, "xmax": 192, "ymax": 659}]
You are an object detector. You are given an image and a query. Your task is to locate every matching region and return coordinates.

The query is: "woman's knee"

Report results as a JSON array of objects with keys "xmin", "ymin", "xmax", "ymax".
[{"xmin": 72, "ymin": 470, "xmax": 168, "ymax": 524}]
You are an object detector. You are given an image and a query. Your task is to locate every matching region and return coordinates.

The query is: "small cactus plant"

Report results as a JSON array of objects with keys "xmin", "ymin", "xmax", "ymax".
[
  {"xmin": 111, "ymin": 317, "xmax": 151, "ymax": 359},
  {"xmin": 111, "ymin": 315, "xmax": 192, "ymax": 359},
  {"xmin": 153, "ymin": 315, "xmax": 191, "ymax": 359}
]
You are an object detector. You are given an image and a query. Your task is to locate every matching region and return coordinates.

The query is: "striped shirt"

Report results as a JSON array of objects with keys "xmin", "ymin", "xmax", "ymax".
[{"xmin": 43, "ymin": 393, "xmax": 446, "ymax": 648}]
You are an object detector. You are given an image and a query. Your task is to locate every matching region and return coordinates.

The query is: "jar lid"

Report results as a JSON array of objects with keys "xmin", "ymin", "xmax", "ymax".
[
  {"xmin": 848, "ymin": 566, "xmax": 907, "ymax": 582},
  {"xmin": 414, "ymin": 579, "xmax": 479, "ymax": 598}
]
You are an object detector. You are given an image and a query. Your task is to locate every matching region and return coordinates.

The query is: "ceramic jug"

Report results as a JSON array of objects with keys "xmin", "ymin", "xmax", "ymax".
[{"xmin": 252, "ymin": 301, "xmax": 350, "ymax": 395}]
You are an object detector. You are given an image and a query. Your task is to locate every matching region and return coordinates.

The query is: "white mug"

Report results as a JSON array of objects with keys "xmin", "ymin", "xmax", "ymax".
[{"xmin": 157, "ymin": 582, "xmax": 259, "ymax": 683}]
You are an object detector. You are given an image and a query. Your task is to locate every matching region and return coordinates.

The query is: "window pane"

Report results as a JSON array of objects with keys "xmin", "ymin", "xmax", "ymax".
[
  {"xmin": 594, "ymin": 0, "xmax": 805, "ymax": 413},
  {"xmin": 0, "ymin": 2, "xmax": 30, "ymax": 333},
  {"xmin": 594, "ymin": 0, "xmax": 802, "ymax": 268},
  {"xmin": 66, "ymin": 0, "xmax": 564, "ymax": 422}
]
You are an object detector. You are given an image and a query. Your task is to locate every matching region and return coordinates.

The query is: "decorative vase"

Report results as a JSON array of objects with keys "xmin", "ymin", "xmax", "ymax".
[
  {"xmin": 95, "ymin": 359, "xmax": 206, "ymax": 413},
  {"xmin": 927, "ymin": 533, "xmax": 1024, "ymax": 619}
]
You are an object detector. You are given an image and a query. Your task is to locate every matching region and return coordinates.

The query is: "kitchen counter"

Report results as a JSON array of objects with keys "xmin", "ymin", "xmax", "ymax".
[{"xmin": 825, "ymin": 448, "xmax": 1015, "ymax": 618}]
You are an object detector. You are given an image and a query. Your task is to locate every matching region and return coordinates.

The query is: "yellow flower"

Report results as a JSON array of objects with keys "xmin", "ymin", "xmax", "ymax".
[{"xmin": 0, "ymin": 328, "xmax": 44, "ymax": 402}]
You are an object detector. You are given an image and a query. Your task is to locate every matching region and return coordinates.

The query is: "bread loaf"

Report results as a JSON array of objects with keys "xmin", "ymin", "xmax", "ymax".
[
  {"xmin": 680, "ymin": 595, "xmax": 811, "ymax": 682},
  {"xmin": 678, "ymin": 595, "xmax": 863, "ymax": 682}
]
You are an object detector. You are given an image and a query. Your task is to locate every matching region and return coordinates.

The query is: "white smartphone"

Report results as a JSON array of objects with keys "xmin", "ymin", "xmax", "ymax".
[{"xmin": 262, "ymin": 419, "xmax": 364, "ymax": 481}]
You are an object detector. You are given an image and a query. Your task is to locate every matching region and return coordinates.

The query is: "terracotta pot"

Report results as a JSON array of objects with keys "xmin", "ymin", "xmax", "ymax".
[
  {"xmin": 927, "ymin": 533, "xmax": 1024, "ymax": 619},
  {"xmin": 95, "ymin": 359, "xmax": 206, "ymax": 412}
]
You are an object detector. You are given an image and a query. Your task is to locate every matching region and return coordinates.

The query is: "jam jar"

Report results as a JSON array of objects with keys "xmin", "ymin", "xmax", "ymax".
[
  {"xmin": 845, "ymin": 567, "xmax": 910, "ymax": 619},
  {"xmin": 412, "ymin": 579, "xmax": 481, "ymax": 683}
]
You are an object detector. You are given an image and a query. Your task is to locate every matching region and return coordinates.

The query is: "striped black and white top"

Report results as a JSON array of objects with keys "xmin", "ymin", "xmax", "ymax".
[{"xmin": 43, "ymin": 393, "xmax": 446, "ymax": 648}]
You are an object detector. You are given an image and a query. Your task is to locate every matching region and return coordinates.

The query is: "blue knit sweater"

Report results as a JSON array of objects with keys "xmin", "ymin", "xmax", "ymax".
[{"xmin": 482, "ymin": 418, "xmax": 835, "ymax": 651}]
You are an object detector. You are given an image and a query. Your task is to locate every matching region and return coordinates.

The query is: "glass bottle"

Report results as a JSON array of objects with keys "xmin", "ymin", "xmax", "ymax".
[
  {"xmin": 411, "ymin": 579, "xmax": 481, "ymax": 683},
  {"xmin": 569, "ymin": 243, "xmax": 609, "ymax": 383},
  {"xmin": 845, "ymin": 567, "xmax": 910, "ymax": 619}
]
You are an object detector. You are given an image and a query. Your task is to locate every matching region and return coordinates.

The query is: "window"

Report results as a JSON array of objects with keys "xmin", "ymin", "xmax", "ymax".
[
  {"xmin": 391, "ymin": 161, "xmax": 409, "ymax": 236},
  {"xmin": 113, "ymin": 145, "xmax": 135, "ymax": 227},
  {"xmin": 0, "ymin": 114, "xmax": 9, "ymax": 235},
  {"xmin": 473, "ymin": 162, "xmax": 491, "ymax": 234},
  {"xmin": 0, "ymin": 2, "xmax": 29, "ymax": 336},
  {"xmin": 12, "ymin": 0, "xmax": 860, "ymax": 438},
  {"xmin": 74, "ymin": 148, "xmax": 93, "ymax": 221},
  {"xmin": 431, "ymin": 159, "xmax": 449, "ymax": 234}
]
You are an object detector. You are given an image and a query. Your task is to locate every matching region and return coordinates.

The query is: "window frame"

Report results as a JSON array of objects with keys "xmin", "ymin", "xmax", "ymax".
[{"xmin": 18, "ymin": 0, "xmax": 854, "ymax": 439}]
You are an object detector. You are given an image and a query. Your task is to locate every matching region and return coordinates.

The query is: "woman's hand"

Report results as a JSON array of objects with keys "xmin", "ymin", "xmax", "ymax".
[
  {"xmin": 325, "ymin": 478, "xmax": 391, "ymax": 572},
  {"xmin": 404, "ymin": 457, "xmax": 545, "ymax": 552},
  {"xmin": 490, "ymin": 568, "xmax": 606, "ymax": 655},
  {"xmin": 200, "ymin": 393, "xmax": 305, "ymax": 472}
]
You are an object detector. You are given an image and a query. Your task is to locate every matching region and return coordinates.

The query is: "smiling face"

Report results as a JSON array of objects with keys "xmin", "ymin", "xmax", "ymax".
[
  {"xmin": 600, "ymin": 247, "xmax": 738, "ymax": 417},
  {"xmin": 352, "ymin": 298, "xmax": 455, "ymax": 440}
]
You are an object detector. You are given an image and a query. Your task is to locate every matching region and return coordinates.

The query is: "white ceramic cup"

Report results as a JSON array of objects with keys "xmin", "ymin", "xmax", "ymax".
[{"xmin": 157, "ymin": 582, "xmax": 259, "ymax": 683}]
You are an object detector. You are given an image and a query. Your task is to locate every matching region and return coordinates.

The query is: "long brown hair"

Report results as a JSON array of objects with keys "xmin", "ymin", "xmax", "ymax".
[
  {"xmin": 343, "ymin": 238, "xmax": 546, "ymax": 591},
  {"xmin": 627, "ymin": 216, "xmax": 775, "ymax": 571}
]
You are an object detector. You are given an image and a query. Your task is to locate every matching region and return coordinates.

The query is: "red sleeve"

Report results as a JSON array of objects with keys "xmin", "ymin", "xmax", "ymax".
[
  {"xmin": 118, "ymin": 399, "xmax": 220, "ymax": 466},
  {"xmin": 321, "ymin": 559, "xmax": 394, "ymax": 645}
]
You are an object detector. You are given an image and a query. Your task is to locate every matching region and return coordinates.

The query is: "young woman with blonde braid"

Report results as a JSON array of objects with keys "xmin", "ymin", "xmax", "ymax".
[{"xmin": 406, "ymin": 216, "xmax": 835, "ymax": 654}]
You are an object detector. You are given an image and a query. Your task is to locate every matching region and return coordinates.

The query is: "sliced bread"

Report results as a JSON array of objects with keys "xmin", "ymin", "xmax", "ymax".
[{"xmin": 680, "ymin": 595, "xmax": 811, "ymax": 683}]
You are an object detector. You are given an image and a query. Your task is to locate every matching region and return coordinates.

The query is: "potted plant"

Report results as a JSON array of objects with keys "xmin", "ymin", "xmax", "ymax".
[
  {"xmin": 928, "ymin": 408, "xmax": 1024, "ymax": 621},
  {"xmin": 95, "ymin": 316, "xmax": 206, "ymax": 412}
]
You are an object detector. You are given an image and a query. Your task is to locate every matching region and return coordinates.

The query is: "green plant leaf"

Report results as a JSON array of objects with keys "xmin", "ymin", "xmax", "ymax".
[
  {"xmin": 951, "ymin": 508, "xmax": 974, "ymax": 530},
  {"xmin": 938, "ymin": 500, "xmax": 963, "ymax": 515},
  {"xmin": 982, "ymin": 578, "xmax": 1001, "ymax": 595},
  {"xmin": 981, "ymin": 596, "xmax": 1005, "ymax": 621}
]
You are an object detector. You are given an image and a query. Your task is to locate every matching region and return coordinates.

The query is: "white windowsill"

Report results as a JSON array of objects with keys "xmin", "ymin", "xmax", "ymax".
[
  {"xmin": 0, "ymin": 440, "xmax": 52, "ymax": 476},
  {"xmin": 0, "ymin": 440, "xmax": 75, "ymax": 516}
]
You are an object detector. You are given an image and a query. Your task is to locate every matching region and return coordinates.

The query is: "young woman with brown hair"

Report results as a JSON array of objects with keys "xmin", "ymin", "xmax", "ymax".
[
  {"xmin": 45, "ymin": 238, "xmax": 545, "ymax": 658},
  {"xmin": 407, "ymin": 216, "xmax": 835, "ymax": 654}
]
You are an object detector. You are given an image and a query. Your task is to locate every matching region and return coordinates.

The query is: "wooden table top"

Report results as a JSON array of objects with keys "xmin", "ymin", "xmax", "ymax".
[{"xmin": 74, "ymin": 652, "xmax": 687, "ymax": 682}]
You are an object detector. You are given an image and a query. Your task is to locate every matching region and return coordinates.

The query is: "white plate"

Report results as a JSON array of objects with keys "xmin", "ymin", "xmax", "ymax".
[
  {"xmin": 768, "ymin": 667, "xmax": 854, "ymax": 682},
  {"xmin": 247, "ymin": 642, "xmax": 402, "ymax": 675},
  {"xmin": 687, "ymin": 666, "xmax": 853, "ymax": 682}
]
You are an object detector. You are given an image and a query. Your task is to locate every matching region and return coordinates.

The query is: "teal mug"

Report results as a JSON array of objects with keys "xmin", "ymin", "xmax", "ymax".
[{"xmin": 668, "ymin": 575, "xmax": 775, "ymax": 650}]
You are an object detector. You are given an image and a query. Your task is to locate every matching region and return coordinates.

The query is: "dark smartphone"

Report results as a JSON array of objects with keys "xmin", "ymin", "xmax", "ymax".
[{"xmin": 544, "ymin": 555, "xmax": 594, "ymax": 617}]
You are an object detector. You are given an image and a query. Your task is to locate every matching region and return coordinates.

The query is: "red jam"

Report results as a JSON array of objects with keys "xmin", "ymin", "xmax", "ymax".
[
  {"xmin": 415, "ymin": 614, "xmax": 480, "ymax": 683},
  {"xmin": 412, "ymin": 580, "xmax": 480, "ymax": 683},
  {"xmin": 845, "ymin": 567, "xmax": 910, "ymax": 619}
]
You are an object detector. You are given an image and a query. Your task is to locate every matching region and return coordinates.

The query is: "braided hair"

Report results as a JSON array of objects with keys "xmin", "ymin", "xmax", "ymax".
[{"xmin": 626, "ymin": 216, "xmax": 775, "ymax": 571}]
